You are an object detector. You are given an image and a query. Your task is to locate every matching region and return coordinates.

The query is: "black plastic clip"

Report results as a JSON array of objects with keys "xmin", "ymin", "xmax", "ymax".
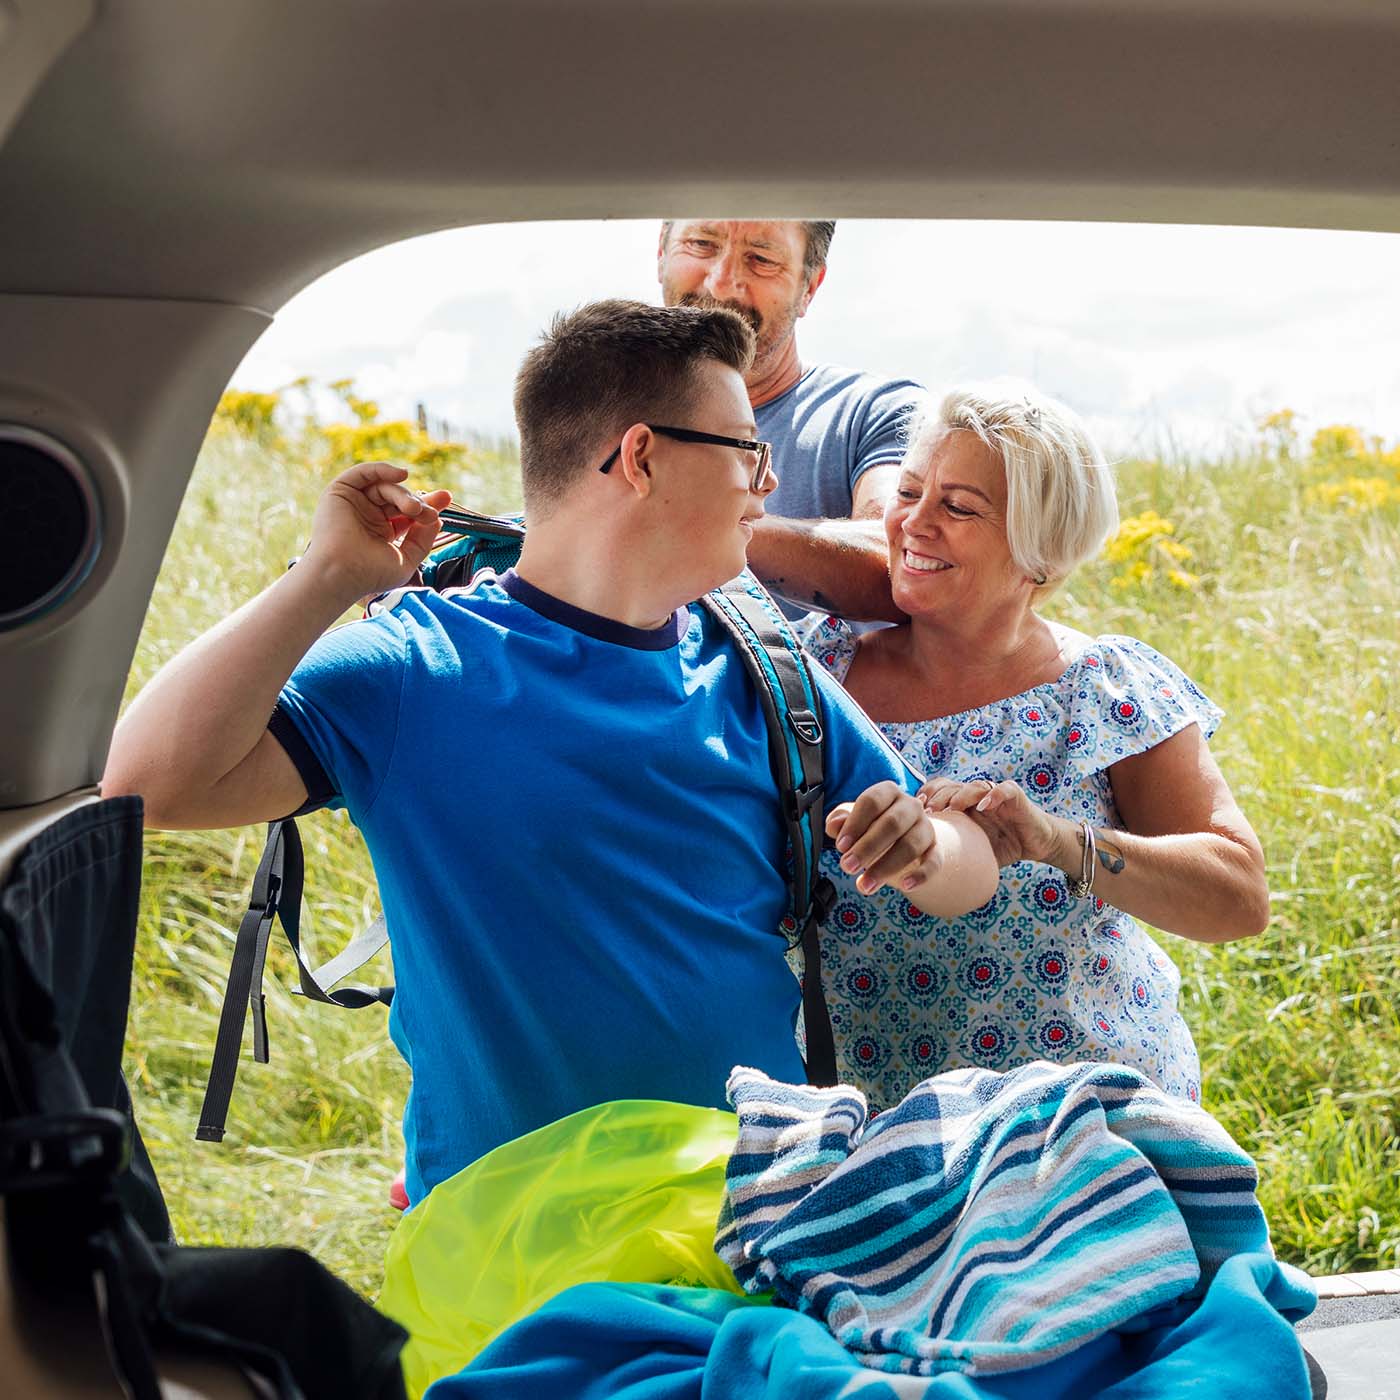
[
  {"xmin": 783, "ymin": 782, "xmax": 827, "ymax": 822},
  {"xmin": 0, "ymin": 1109, "xmax": 130, "ymax": 1193}
]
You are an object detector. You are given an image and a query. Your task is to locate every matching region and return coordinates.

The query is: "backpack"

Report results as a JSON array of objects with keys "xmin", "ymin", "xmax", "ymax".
[{"xmin": 198, "ymin": 506, "xmax": 838, "ymax": 1145}]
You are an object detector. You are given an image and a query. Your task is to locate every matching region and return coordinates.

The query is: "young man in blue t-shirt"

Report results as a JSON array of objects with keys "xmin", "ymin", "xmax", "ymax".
[{"xmin": 105, "ymin": 300, "xmax": 995, "ymax": 1206}]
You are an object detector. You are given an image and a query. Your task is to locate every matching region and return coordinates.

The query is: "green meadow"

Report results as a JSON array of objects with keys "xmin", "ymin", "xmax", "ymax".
[{"xmin": 124, "ymin": 393, "xmax": 1400, "ymax": 1296}]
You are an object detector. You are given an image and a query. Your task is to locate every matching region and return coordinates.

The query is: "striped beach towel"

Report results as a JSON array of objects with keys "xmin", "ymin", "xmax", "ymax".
[{"xmin": 715, "ymin": 1060, "xmax": 1271, "ymax": 1378}]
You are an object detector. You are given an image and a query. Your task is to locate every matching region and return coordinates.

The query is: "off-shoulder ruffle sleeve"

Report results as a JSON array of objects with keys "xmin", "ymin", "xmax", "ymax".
[{"xmin": 1067, "ymin": 635, "xmax": 1223, "ymax": 774}]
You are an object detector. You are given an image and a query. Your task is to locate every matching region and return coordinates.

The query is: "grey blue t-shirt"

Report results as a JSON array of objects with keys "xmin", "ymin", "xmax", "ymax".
[{"xmin": 755, "ymin": 363, "xmax": 924, "ymax": 522}]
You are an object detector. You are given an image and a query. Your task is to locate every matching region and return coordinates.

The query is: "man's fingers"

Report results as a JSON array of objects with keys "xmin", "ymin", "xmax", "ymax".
[
  {"xmin": 836, "ymin": 786, "xmax": 938, "ymax": 892},
  {"xmin": 831, "ymin": 781, "xmax": 902, "ymax": 853},
  {"xmin": 399, "ymin": 505, "xmax": 447, "ymax": 568},
  {"xmin": 400, "ymin": 515, "xmax": 440, "ymax": 560},
  {"xmin": 838, "ymin": 784, "xmax": 968, "ymax": 895},
  {"xmin": 836, "ymin": 801, "xmax": 907, "ymax": 876},
  {"xmin": 395, "ymin": 485, "xmax": 452, "ymax": 516},
  {"xmin": 855, "ymin": 817, "xmax": 939, "ymax": 894},
  {"xmin": 334, "ymin": 460, "xmax": 410, "ymax": 490},
  {"xmin": 368, "ymin": 480, "xmax": 430, "ymax": 519},
  {"xmin": 335, "ymin": 463, "xmax": 452, "ymax": 524}
]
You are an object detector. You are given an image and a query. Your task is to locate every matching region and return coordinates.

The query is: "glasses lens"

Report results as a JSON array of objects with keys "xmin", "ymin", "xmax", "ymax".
[{"xmin": 753, "ymin": 442, "xmax": 771, "ymax": 491}]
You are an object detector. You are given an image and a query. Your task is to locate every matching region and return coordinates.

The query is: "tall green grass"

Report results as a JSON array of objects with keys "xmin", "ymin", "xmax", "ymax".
[
  {"xmin": 124, "ymin": 410, "xmax": 1400, "ymax": 1295},
  {"xmin": 124, "ymin": 415, "xmax": 519, "ymax": 1295}
]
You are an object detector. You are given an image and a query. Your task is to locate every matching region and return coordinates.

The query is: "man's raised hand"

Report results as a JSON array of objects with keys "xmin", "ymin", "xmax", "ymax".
[
  {"xmin": 301, "ymin": 461, "xmax": 452, "ymax": 602},
  {"xmin": 825, "ymin": 781, "xmax": 944, "ymax": 896}
]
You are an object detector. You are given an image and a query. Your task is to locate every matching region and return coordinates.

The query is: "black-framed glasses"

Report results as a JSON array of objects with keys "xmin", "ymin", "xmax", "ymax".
[{"xmin": 598, "ymin": 424, "xmax": 773, "ymax": 492}]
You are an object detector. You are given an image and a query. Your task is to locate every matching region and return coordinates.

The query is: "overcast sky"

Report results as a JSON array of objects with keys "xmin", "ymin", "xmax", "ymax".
[{"xmin": 233, "ymin": 219, "xmax": 1400, "ymax": 460}]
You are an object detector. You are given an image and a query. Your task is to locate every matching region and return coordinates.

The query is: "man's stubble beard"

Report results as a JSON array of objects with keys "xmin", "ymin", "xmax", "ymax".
[{"xmin": 671, "ymin": 290, "xmax": 800, "ymax": 374}]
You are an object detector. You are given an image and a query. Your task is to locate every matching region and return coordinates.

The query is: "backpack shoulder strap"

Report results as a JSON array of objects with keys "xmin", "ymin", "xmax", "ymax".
[
  {"xmin": 700, "ymin": 573, "xmax": 838, "ymax": 1086},
  {"xmin": 197, "ymin": 818, "xmax": 392, "ymax": 1144}
]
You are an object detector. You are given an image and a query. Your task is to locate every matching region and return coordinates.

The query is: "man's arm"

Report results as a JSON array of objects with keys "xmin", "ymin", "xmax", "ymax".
[
  {"xmin": 102, "ymin": 463, "xmax": 449, "ymax": 830},
  {"xmin": 745, "ymin": 364, "xmax": 921, "ymax": 622},
  {"xmin": 744, "ymin": 465, "xmax": 903, "ymax": 621},
  {"xmin": 744, "ymin": 518, "xmax": 899, "ymax": 622}
]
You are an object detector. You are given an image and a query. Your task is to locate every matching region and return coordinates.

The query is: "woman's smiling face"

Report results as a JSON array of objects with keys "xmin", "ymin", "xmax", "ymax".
[{"xmin": 885, "ymin": 424, "xmax": 1025, "ymax": 621}]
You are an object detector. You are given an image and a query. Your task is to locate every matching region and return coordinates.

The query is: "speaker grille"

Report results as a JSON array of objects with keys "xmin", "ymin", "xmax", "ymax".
[{"xmin": 0, "ymin": 426, "xmax": 101, "ymax": 628}]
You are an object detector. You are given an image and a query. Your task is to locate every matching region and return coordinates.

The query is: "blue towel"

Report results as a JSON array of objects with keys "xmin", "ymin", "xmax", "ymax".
[
  {"xmin": 437, "ymin": 1254, "xmax": 1316, "ymax": 1399},
  {"xmin": 715, "ymin": 1060, "xmax": 1305, "ymax": 1377}
]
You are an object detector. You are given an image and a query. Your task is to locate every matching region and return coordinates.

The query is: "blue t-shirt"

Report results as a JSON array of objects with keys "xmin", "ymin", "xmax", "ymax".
[
  {"xmin": 274, "ymin": 571, "xmax": 915, "ymax": 1204},
  {"xmin": 755, "ymin": 363, "xmax": 923, "ymax": 523}
]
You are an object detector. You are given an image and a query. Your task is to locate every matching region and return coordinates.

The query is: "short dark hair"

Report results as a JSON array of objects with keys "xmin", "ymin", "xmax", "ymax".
[
  {"xmin": 513, "ymin": 299, "xmax": 755, "ymax": 513},
  {"xmin": 660, "ymin": 220, "xmax": 836, "ymax": 279}
]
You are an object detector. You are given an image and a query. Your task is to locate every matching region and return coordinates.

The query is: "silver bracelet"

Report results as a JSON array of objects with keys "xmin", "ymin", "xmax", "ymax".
[{"xmin": 1066, "ymin": 819, "xmax": 1096, "ymax": 898}]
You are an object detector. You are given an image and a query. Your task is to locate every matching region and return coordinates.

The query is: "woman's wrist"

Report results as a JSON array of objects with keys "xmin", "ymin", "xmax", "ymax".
[{"xmin": 1039, "ymin": 815, "xmax": 1084, "ymax": 875}]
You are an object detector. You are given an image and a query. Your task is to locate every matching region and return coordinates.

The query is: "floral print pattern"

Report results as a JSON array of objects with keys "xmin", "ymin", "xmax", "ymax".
[{"xmin": 797, "ymin": 615, "xmax": 1222, "ymax": 1111}]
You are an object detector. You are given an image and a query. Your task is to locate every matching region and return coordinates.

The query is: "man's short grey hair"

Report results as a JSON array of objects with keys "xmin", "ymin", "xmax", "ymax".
[
  {"xmin": 908, "ymin": 381, "xmax": 1119, "ymax": 589},
  {"xmin": 800, "ymin": 221, "xmax": 835, "ymax": 276}
]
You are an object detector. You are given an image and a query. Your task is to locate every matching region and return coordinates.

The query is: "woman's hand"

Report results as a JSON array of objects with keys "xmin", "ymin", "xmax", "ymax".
[
  {"xmin": 918, "ymin": 777, "xmax": 1060, "ymax": 868},
  {"xmin": 301, "ymin": 461, "xmax": 452, "ymax": 602}
]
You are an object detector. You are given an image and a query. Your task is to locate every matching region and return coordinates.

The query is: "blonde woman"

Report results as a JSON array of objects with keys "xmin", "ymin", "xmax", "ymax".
[{"xmin": 802, "ymin": 383, "xmax": 1268, "ymax": 1109}]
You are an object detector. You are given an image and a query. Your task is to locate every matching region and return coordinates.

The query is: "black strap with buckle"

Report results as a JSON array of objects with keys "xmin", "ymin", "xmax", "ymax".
[{"xmin": 199, "ymin": 818, "xmax": 394, "ymax": 1144}]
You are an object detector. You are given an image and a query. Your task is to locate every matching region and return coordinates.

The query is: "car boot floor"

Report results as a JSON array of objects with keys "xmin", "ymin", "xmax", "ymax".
[{"xmin": 1300, "ymin": 1275, "xmax": 1400, "ymax": 1400}]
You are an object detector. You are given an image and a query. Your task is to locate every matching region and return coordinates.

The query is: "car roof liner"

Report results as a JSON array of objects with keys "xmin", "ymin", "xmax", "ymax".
[{"xmin": 2, "ymin": 0, "xmax": 1400, "ymax": 314}]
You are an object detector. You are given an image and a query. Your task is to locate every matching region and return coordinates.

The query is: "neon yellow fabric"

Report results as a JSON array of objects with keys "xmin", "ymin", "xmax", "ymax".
[{"xmin": 378, "ymin": 1099, "xmax": 742, "ymax": 1399}]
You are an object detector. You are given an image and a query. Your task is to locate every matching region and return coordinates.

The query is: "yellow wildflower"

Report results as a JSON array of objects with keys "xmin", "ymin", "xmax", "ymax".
[
  {"xmin": 1258, "ymin": 409, "xmax": 1299, "ymax": 460},
  {"xmin": 1104, "ymin": 510, "xmax": 1176, "ymax": 564},
  {"xmin": 323, "ymin": 420, "xmax": 422, "ymax": 465},
  {"xmin": 1109, "ymin": 560, "xmax": 1155, "ymax": 591},
  {"xmin": 212, "ymin": 388, "xmax": 282, "ymax": 445},
  {"xmin": 1305, "ymin": 476, "xmax": 1400, "ymax": 514},
  {"xmin": 1310, "ymin": 424, "xmax": 1366, "ymax": 464}
]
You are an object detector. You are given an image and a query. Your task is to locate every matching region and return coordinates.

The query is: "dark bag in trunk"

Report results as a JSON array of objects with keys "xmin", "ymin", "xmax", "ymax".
[
  {"xmin": 0, "ymin": 795, "xmax": 409, "ymax": 1399},
  {"xmin": 0, "ymin": 794, "xmax": 170, "ymax": 1243}
]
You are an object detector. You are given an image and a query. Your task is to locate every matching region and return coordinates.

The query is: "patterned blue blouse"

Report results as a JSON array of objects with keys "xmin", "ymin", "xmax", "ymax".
[{"xmin": 797, "ymin": 615, "xmax": 1222, "ymax": 1111}]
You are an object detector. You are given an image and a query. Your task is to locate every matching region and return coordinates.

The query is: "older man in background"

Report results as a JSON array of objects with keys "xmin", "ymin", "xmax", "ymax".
[{"xmin": 659, "ymin": 219, "xmax": 921, "ymax": 620}]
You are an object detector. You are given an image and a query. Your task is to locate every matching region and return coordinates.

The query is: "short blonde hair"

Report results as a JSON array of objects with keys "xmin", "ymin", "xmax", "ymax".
[{"xmin": 907, "ymin": 381, "xmax": 1118, "ymax": 588}]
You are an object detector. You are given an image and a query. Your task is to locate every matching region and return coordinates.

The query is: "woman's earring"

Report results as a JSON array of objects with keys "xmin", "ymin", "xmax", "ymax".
[{"xmin": 1032, "ymin": 572, "xmax": 1048, "ymax": 586}]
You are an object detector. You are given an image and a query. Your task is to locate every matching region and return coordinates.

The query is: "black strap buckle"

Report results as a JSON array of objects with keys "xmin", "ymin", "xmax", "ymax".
[
  {"xmin": 811, "ymin": 874, "xmax": 837, "ymax": 924},
  {"xmin": 0, "ymin": 1109, "xmax": 130, "ymax": 1193},
  {"xmin": 783, "ymin": 781, "xmax": 826, "ymax": 822},
  {"xmin": 248, "ymin": 868, "xmax": 282, "ymax": 919}
]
